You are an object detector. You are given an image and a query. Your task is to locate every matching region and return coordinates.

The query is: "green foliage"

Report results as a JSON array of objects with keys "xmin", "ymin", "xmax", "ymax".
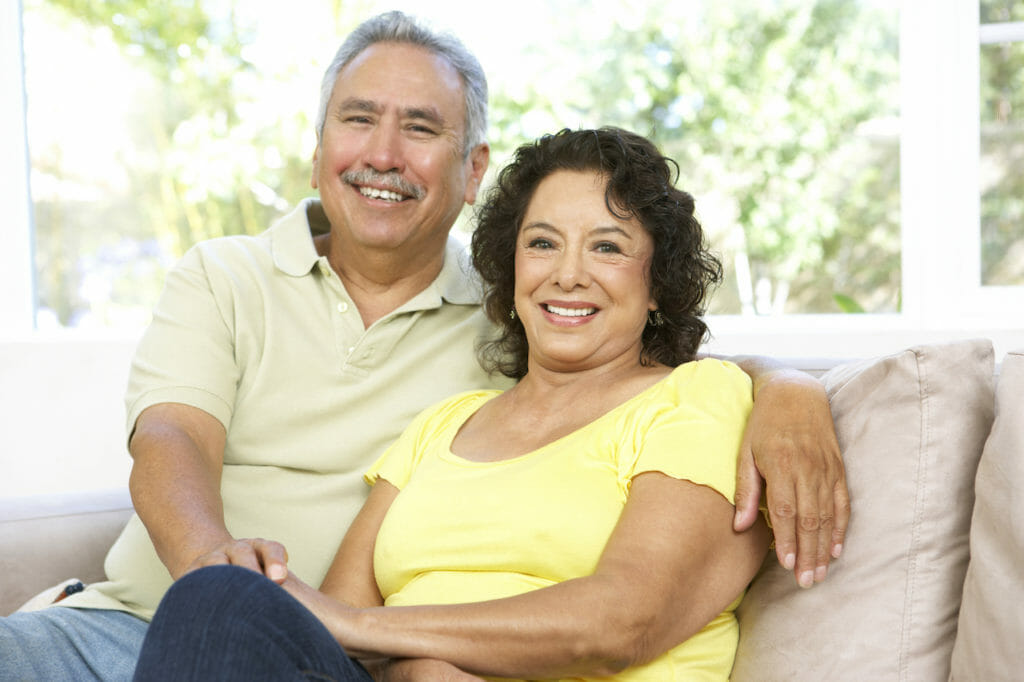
[
  {"xmin": 491, "ymin": 0, "xmax": 901, "ymax": 313},
  {"xmin": 832, "ymin": 293, "xmax": 865, "ymax": 314},
  {"xmin": 980, "ymin": 32, "xmax": 1024, "ymax": 286}
]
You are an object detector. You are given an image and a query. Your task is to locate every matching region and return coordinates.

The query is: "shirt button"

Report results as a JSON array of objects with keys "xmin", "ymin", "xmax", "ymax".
[{"xmin": 337, "ymin": 301, "xmax": 349, "ymax": 313}]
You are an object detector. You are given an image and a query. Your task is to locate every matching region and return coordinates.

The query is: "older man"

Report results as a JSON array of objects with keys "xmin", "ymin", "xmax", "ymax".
[{"xmin": 0, "ymin": 11, "xmax": 847, "ymax": 681}]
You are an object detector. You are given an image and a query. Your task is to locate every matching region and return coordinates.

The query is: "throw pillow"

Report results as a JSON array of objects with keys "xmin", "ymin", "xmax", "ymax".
[
  {"xmin": 949, "ymin": 349, "xmax": 1024, "ymax": 680},
  {"xmin": 731, "ymin": 339, "xmax": 995, "ymax": 681}
]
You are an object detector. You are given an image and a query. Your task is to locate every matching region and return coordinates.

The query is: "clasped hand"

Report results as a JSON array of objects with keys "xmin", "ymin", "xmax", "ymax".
[{"xmin": 181, "ymin": 537, "xmax": 290, "ymax": 583}]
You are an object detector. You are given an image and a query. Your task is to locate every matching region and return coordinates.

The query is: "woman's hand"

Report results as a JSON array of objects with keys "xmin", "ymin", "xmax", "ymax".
[
  {"xmin": 732, "ymin": 365, "xmax": 850, "ymax": 588},
  {"xmin": 373, "ymin": 659, "xmax": 485, "ymax": 682}
]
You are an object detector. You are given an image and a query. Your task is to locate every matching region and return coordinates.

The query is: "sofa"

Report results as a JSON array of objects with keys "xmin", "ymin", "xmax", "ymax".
[{"xmin": 2, "ymin": 338, "xmax": 1021, "ymax": 680}]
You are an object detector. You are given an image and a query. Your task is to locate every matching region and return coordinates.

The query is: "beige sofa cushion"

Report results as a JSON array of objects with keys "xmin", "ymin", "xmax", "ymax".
[
  {"xmin": 0, "ymin": 489, "xmax": 133, "ymax": 616},
  {"xmin": 950, "ymin": 349, "xmax": 1024, "ymax": 680},
  {"xmin": 732, "ymin": 339, "xmax": 995, "ymax": 681}
]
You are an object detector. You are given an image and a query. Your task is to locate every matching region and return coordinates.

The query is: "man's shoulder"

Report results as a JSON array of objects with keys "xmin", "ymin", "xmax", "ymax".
[
  {"xmin": 439, "ymin": 230, "xmax": 484, "ymax": 305},
  {"xmin": 183, "ymin": 200, "xmax": 316, "ymax": 272}
]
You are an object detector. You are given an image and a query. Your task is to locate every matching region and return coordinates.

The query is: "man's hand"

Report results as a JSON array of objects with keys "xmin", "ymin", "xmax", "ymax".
[
  {"xmin": 732, "ymin": 366, "xmax": 849, "ymax": 588},
  {"xmin": 374, "ymin": 659, "xmax": 484, "ymax": 682},
  {"xmin": 183, "ymin": 537, "xmax": 290, "ymax": 583}
]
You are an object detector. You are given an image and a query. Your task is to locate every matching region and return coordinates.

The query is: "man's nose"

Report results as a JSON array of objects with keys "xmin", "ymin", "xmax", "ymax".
[{"xmin": 363, "ymin": 123, "xmax": 404, "ymax": 173}]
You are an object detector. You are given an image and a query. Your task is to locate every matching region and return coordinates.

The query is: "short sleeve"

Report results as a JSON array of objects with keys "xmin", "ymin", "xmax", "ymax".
[
  {"xmin": 363, "ymin": 390, "xmax": 496, "ymax": 489},
  {"xmin": 623, "ymin": 360, "xmax": 753, "ymax": 504},
  {"xmin": 364, "ymin": 401, "xmax": 438, "ymax": 490},
  {"xmin": 124, "ymin": 244, "xmax": 241, "ymax": 439}
]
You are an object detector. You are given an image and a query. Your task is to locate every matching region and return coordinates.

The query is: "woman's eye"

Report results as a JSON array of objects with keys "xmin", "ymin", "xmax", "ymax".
[
  {"xmin": 527, "ymin": 238, "xmax": 553, "ymax": 249},
  {"xmin": 596, "ymin": 242, "xmax": 621, "ymax": 253}
]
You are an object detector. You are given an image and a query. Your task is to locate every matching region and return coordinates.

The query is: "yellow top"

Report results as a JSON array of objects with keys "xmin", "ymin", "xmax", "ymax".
[{"xmin": 367, "ymin": 359, "xmax": 753, "ymax": 681}]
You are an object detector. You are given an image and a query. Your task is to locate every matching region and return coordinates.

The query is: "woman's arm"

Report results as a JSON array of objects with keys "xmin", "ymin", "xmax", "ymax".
[
  {"xmin": 286, "ymin": 481, "xmax": 484, "ymax": 681},
  {"xmin": 286, "ymin": 472, "xmax": 769, "ymax": 680},
  {"xmin": 724, "ymin": 354, "xmax": 850, "ymax": 587}
]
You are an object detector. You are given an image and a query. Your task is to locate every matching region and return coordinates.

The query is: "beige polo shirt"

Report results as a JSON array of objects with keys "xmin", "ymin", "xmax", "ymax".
[{"xmin": 63, "ymin": 199, "xmax": 511, "ymax": 620}]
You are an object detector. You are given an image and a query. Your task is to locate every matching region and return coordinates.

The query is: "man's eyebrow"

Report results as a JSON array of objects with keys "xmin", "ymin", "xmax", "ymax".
[
  {"xmin": 336, "ymin": 97, "xmax": 380, "ymax": 114},
  {"xmin": 403, "ymin": 106, "xmax": 445, "ymax": 126}
]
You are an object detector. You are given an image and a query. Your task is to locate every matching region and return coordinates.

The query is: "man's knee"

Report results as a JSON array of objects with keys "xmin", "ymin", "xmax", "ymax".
[{"xmin": 167, "ymin": 565, "xmax": 268, "ymax": 600}]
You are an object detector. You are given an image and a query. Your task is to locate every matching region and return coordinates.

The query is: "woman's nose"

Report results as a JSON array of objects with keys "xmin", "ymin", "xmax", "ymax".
[{"xmin": 552, "ymin": 249, "xmax": 589, "ymax": 290}]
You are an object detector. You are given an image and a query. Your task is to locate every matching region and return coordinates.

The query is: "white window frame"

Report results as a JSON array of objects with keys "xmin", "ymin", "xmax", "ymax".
[
  {"xmin": 3, "ymin": 0, "xmax": 1023, "ymax": 358},
  {"xmin": 2, "ymin": 0, "xmax": 35, "ymax": 336}
]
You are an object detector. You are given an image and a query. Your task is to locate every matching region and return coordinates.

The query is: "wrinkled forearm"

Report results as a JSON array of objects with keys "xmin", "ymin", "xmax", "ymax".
[
  {"xmin": 311, "ymin": 575, "xmax": 658, "ymax": 679},
  {"xmin": 129, "ymin": 409, "xmax": 229, "ymax": 579}
]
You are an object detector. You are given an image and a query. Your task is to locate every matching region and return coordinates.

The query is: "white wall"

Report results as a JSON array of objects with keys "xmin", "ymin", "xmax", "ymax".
[{"xmin": 0, "ymin": 337, "xmax": 137, "ymax": 498}]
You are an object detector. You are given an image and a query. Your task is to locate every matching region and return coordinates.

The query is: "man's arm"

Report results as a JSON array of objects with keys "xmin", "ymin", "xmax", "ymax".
[
  {"xmin": 725, "ymin": 354, "xmax": 849, "ymax": 588},
  {"xmin": 128, "ymin": 402, "xmax": 288, "ymax": 582}
]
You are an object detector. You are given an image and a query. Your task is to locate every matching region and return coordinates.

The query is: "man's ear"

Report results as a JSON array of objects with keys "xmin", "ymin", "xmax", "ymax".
[
  {"xmin": 310, "ymin": 142, "xmax": 321, "ymax": 190},
  {"xmin": 463, "ymin": 143, "xmax": 490, "ymax": 205}
]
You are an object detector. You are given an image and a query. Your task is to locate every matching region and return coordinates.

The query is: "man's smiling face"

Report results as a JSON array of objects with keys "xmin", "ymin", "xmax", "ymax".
[{"xmin": 312, "ymin": 42, "xmax": 488, "ymax": 257}]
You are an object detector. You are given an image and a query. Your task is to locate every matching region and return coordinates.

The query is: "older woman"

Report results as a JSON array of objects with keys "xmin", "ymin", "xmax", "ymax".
[{"xmin": 133, "ymin": 128, "xmax": 771, "ymax": 681}]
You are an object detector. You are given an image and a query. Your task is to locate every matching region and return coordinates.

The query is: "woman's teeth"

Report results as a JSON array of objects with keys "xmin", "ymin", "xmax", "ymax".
[{"xmin": 545, "ymin": 304, "xmax": 596, "ymax": 317}]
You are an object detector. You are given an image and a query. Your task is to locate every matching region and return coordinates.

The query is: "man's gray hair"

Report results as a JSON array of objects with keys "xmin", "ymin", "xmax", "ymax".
[{"xmin": 315, "ymin": 11, "xmax": 489, "ymax": 154}]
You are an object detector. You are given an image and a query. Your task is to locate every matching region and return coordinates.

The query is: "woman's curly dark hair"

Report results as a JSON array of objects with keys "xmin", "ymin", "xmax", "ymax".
[{"xmin": 471, "ymin": 127, "xmax": 723, "ymax": 379}]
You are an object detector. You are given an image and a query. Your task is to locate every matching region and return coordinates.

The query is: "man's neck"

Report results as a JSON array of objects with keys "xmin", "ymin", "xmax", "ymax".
[{"xmin": 314, "ymin": 232, "xmax": 446, "ymax": 329}]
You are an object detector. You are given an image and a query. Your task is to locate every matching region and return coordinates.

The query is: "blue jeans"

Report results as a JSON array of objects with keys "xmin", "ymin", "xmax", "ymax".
[
  {"xmin": 0, "ymin": 606, "xmax": 148, "ymax": 681},
  {"xmin": 133, "ymin": 565, "xmax": 373, "ymax": 681}
]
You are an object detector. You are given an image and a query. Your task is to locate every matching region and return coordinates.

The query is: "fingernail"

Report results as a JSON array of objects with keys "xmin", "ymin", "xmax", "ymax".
[
  {"xmin": 783, "ymin": 553, "xmax": 796, "ymax": 570},
  {"xmin": 269, "ymin": 565, "xmax": 286, "ymax": 581},
  {"xmin": 832, "ymin": 543, "xmax": 843, "ymax": 559},
  {"xmin": 815, "ymin": 565, "xmax": 828, "ymax": 582},
  {"xmin": 799, "ymin": 571, "xmax": 814, "ymax": 589}
]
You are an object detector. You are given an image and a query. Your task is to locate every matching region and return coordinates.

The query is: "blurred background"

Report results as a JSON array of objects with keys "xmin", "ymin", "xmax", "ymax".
[{"xmin": 16, "ymin": 0, "xmax": 1021, "ymax": 331}]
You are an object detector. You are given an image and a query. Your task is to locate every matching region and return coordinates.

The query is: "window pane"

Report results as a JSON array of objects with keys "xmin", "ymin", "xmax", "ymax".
[
  {"xmin": 980, "ymin": 36, "xmax": 1024, "ymax": 286},
  {"xmin": 23, "ymin": 0, "xmax": 319, "ymax": 330},
  {"xmin": 980, "ymin": 1, "xmax": 1024, "ymax": 23}
]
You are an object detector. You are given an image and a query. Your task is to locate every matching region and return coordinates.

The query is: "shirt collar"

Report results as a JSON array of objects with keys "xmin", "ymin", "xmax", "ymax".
[
  {"xmin": 269, "ymin": 198, "xmax": 483, "ymax": 306},
  {"xmin": 270, "ymin": 198, "xmax": 327, "ymax": 277}
]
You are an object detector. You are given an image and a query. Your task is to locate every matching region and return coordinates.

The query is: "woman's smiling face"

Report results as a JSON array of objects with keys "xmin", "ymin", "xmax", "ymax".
[{"xmin": 514, "ymin": 169, "xmax": 657, "ymax": 374}]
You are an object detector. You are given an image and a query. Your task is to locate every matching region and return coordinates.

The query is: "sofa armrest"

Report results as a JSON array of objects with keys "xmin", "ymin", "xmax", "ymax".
[{"xmin": 0, "ymin": 488, "xmax": 133, "ymax": 616}]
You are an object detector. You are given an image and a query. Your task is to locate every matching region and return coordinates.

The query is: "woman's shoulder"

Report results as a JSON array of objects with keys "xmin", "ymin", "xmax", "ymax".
[
  {"xmin": 412, "ymin": 388, "xmax": 505, "ymax": 434},
  {"xmin": 665, "ymin": 357, "xmax": 752, "ymax": 393}
]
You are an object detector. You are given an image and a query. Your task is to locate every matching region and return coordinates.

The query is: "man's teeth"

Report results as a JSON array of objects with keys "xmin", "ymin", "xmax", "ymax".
[
  {"xmin": 546, "ymin": 305, "xmax": 596, "ymax": 317},
  {"xmin": 359, "ymin": 186, "xmax": 405, "ymax": 202}
]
